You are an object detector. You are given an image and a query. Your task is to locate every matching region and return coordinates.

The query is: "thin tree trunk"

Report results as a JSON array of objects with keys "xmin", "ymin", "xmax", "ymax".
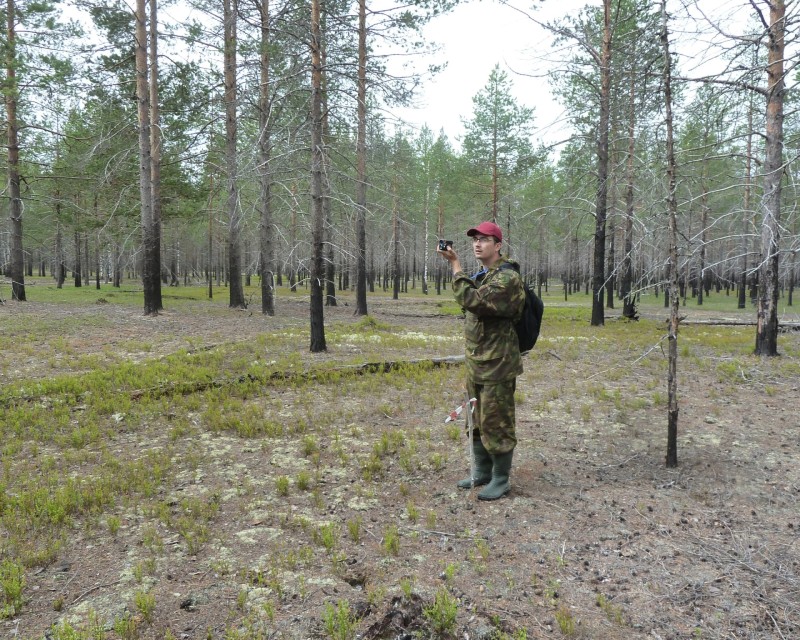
[
  {"xmin": 149, "ymin": 0, "xmax": 163, "ymax": 309},
  {"xmin": 95, "ymin": 230, "xmax": 101, "ymax": 290},
  {"xmin": 55, "ymin": 215, "xmax": 66, "ymax": 289},
  {"xmin": 662, "ymin": 0, "xmax": 679, "ymax": 469},
  {"xmin": 207, "ymin": 174, "xmax": 214, "ymax": 300},
  {"xmin": 354, "ymin": 0, "xmax": 368, "ymax": 316},
  {"xmin": 258, "ymin": 0, "xmax": 275, "ymax": 316},
  {"xmin": 309, "ymin": 0, "xmax": 327, "ymax": 351},
  {"xmin": 754, "ymin": 0, "xmax": 784, "ymax": 356},
  {"xmin": 225, "ymin": 0, "xmax": 245, "ymax": 309},
  {"xmin": 135, "ymin": 0, "xmax": 157, "ymax": 314},
  {"xmin": 606, "ymin": 217, "xmax": 615, "ymax": 309},
  {"xmin": 621, "ymin": 57, "xmax": 637, "ymax": 320},
  {"xmin": 591, "ymin": 0, "xmax": 611, "ymax": 326},
  {"xmin": 321, "ymin": 6, "xmax": 336, "ymax": 308},
  {"xmin": 392, "ymin": 176, "xmax": 400, "ymax": 300},
  {"xmin": 74, "ymin": 230, "xmax": 82, "ymax": 288},
  {"xmin": 738, "ymin": 102, "xmax": 753, "ymax": 309},
  {"xmin": 5, "ymin": 0, "xmax": 25, "ymax": 301},
  {"xmin": 422, "ymin": 175, "xmax": 430, "ymax": 295},
  {"xmin": 698, "ymin": 138, "xmax": 709, "ymax": 306},
  {"xmin": 289, "ymin": 189, "xmax": 297, "ymax": 292}
]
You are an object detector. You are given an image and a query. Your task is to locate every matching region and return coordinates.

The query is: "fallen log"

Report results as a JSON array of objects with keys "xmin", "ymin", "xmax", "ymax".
[{"xmin": 129, "ymin": 355, "xmax": 466, "ymax": 400}]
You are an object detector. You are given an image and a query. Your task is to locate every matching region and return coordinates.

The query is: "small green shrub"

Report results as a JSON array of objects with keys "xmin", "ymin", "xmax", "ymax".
[
  {"xmin": 423, "ymin": 587, "xmax": 458, "ymax": 636},
  {"xmin": 275, "ymin": 476, "xmax": 290, "ymax": 496},
  {"xmin": 134, "ymin": 589, "xmax": 156, "ymax": 624},
  {"xmin": 322, "ymin": 600, "xmax": 359, "ymax": 640},
  {"xmin": 0, "ymin": 559, "xmax": 25, "ymax": 618},
  {"xmin": 382, "ymin": 525, "xmax": 400, "ymax": 555}
]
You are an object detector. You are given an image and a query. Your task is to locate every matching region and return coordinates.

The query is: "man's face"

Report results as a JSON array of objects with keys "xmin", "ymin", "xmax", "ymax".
[{"xmin": 472, "ymin": 234, "xmax": 501, "ymax": 264}]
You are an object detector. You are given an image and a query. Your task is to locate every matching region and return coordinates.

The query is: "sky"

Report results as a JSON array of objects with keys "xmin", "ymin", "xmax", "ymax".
[
  {"xmin": 387, "ymin": 0, "xmax": 757, "ymax": 150},
  {"xmin": 389, "ymin": 0, "xmax": 579, "ymax": 148}
]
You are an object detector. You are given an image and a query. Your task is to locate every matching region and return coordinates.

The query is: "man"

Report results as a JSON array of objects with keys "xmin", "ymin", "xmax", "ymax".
[{"xmin": 437, "ymin": 221, "xmax": 525, "ymax": 500}]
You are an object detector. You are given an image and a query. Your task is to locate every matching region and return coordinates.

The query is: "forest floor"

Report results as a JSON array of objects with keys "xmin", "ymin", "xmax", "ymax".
[{"xmin": 1, "ymin": 283, "xmax": 799, "ymax": 640}]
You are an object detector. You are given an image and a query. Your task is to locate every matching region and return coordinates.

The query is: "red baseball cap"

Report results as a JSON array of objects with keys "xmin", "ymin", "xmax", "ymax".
[{"xmin": 467, "ymin": 221, "xmax": 503, "ymax": 242}]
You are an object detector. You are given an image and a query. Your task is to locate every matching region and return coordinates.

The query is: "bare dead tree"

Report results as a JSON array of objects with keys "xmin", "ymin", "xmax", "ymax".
[
  {"xmin": 754, "ymin": 0, "xmax": 786, "ymax": 356},
  {"xmin": 309, "ymin": 0, "xmax": 327, "ymax": 352},
  {"xmin": 661, "ymin": 0, "xmax": 680, "ymax": 468},
  {"xmin": 353, "ymin": 0, "xmax": 368, "ymax": 316}
]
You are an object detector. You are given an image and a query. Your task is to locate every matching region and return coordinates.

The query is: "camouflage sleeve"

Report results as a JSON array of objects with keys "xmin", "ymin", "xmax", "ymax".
[{"xmin": 453, "ymin": 269, "xmax": 524, "ymax": 320}]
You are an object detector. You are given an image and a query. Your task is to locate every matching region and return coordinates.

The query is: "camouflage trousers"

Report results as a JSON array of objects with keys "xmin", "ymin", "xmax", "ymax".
[{"xmin": 467, "ymin": 378, "xmax": 517, "ymax": 455}]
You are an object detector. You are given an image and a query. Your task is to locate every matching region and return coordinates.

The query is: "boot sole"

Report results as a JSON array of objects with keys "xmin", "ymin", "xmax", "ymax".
[{"xmin": 477, "ymin": 486, "xmax": 510, "ymax": 500}]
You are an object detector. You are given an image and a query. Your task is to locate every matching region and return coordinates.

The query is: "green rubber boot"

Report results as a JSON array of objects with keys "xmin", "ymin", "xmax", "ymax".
[
  {"xmin": 457, "ymin": 438, "xmax": 492, "ymax": 489},
  {"xmin": 477, "ymin": 450, "xmax": 514, "ymax": 501}
]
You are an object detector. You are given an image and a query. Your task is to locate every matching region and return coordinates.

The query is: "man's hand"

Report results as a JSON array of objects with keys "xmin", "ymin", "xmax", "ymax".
[{"xmin": 436, "ymin": 244, "xmax": 462, "ymax": 275}]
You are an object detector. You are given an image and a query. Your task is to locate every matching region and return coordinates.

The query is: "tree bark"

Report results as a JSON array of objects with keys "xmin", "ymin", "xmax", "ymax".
[
  {"xmin": 591, "ymin": 0, "xmax": 612, "ymax": 327},
  {"xmin": 74, "ymin": 230, "xmax": 82, "ymax": 288},
  {"xmin": 309, "ymin": 0, "xmax": 327, "ymax": 351},
  {"xmin": 258, "ymin": 0, "xmax": 275, "ymax": 316},
  {"xmin": 149, "ymin": 0, "xmax": 163, "ymax": 309},
  {"xmin": 392, "ymin": 176, "xmax": 400, "ymax": 300},
  {"xmin": 661, "ymin": 0, "xmax": 679, "ymax": 469},
  {"xmin": 321, "ymin": 5, "xmax": 336, "ymax": 308},
  {"xmin": 754, "ymin": 0, "xmax": 784, "ymax": 357},
  {"xmin": 55, "ymin": 215, "xmax": 66, "ymax": 289},
  {"xmin": 621, "ymin": 56, "xmax": 637, "ymax": 320},
  {"xmin": 225, "ymin": 0, "xmax": 245, "ymax": 309},
  {"xmin": 4, "ymin": 0, "xmax": 25, "ymax": 301},
  {"xmin": 354, "ymin": 0, "xmax": 368, "ymax": 316},
  {"xmin": 135, "ymin": 0, "xmax": 157, "ymax": 315},
  {"xmin": 738, "ymin": 96, "xmax": 754, "ymax": 310}
]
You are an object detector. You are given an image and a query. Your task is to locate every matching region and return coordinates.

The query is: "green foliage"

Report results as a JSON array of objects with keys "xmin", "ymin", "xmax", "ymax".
[
  {"xmin": 322, "ymin": 600, "xmax": 359, "ymax": 640},
  {"xmin": 423, "ymin": 587, "xmax": 458, "ymax": 636},
  {"xmin": 0, "ymin": 559, "xmax": 25, "ymax": 618},
  {"xmin": 554, "ymin": 605, "xmax": 576, "ymax": 635},
  {"xmin": 314, "ymin": 522, "xmax": 339, "ymax": 553},
  {"xmin": 134, "ymin": 589, "xmax": 156, "ymax": 624},
  {"xmin": 382, "ymin": 525, "xmax": 400, "ymax": 555}
]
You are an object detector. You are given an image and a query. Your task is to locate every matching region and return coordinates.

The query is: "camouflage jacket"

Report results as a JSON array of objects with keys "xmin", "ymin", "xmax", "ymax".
[{"xmin": 452, "ymin": 256, "xmax": 525, "ymax": 383}]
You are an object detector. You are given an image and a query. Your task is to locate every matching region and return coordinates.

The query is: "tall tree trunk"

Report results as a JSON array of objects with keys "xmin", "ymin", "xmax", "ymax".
[
  {"xmin": 113, "ymin": 240, "xmax": 120, "ymax": 287},
  {"xmin": 74, "ymin": 231, "xmax": 82, "ymax": 288},
  {"xmin": 422, "ymin": 175, "xmax": 430, "ymax": 295},
  {"xmin": 754, "ymin": 0, "xmax": 784, "ymax": 356},
  {"xmin": 95, "ymin": 230, "xmax": 101, "ymax": 290},
  {"xmin": 698, "ymin": 135, "xmax": 710, "ymax": 306},
  {"xmin": 4, "ymin": 0, "xmax": 25, "ymax": 301},
  {"xmin": 309, "ymin": 0, "xmax": 327, "ymax": 351},
  {"xmin": 225, "ymin": 0, "xmax": 245, "ymax": 309},
  {"xmin": 258, "ymin": 0, "xmax": 275, "ymax": 316},
  {"xmin": 55, "ymin": 215, "xmax": 66, "ymax": 289},
  {"xmin": 392, "ymin": 176, "xmax": 400, "ymax": 300},
  {"xmin": 661, "ymin": 0, "xmax": 679, "ymax": 469},
  {"xmin": 353, "ymin": 0, "xmax": 368, "ymax": 316},
  {"xmin": 606, "ymin": 217, "xmax": 615, "ymax": 308},
  {"xmin": 289, "ymin": 188, "xmax": 297, "ymax": 292},
  {"xmin": 591, "ymin": 0, "xmax": 611, "ymax": 326},
  {"xmin": 135, "ymin": 0, "xmax": 157, "ymax": 314},
  {"xmin": 320, "ymin": 7, "xmax": 336, "ymax": 308},
  {"xmin": 491, "ymin": 142, "xmax": 498, "ymax": 222},
  {"xmin": 149, "ymin": 0, "xmax": 163, "ymax": 309},
  {"xmin": 207, "ymin": 173, "xmax": 214, "ymax": 300},
  {"xmin": 621, "ymin": 57, "xmax": 637, "ymax": 320},
  {"xmin": 738, "ymin": 101, "xmax": 754, "ymax": 309}
]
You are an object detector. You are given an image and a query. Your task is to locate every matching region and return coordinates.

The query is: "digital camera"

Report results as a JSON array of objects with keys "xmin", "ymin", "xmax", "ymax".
[{"xmin": 438, "ymin": 239, "xmax": 453, "ymax": 251}]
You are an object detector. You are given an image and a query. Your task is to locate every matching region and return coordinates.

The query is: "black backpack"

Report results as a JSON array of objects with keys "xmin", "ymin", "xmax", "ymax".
[{"xmin": 499, "ymin": 264, "xmax": 544, "ymax": 354}]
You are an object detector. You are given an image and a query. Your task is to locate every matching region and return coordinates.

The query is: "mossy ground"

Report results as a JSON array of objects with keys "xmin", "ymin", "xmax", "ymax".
[{"xmin": 1, "ymin": 279, "xmax": 798, "ymax": 639}]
